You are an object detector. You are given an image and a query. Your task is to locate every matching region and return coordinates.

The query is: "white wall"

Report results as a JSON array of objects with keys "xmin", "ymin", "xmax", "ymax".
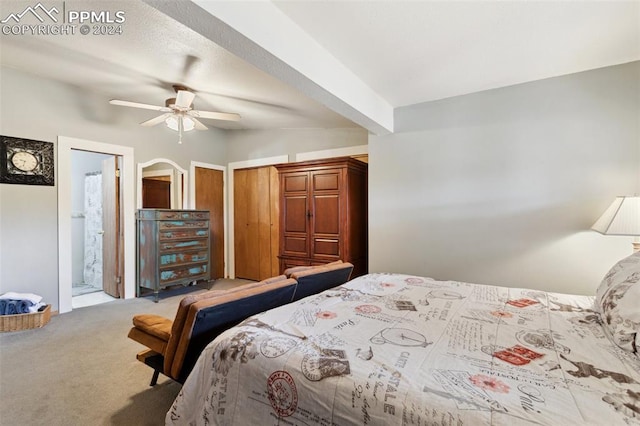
[
  {"xmin": 369, "ymin": 62, "xmax": 639, "ymax": 295},
  {"xmin": 0, "ymin": 67, "xmax": 228, "ymax": 311},
  {"xmin": 226, "ymin": 128, "xmax": 368, "ymax": 163}
]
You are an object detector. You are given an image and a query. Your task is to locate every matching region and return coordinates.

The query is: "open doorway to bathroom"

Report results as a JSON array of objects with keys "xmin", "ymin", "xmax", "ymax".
[{"xmin": 70, "ymin": 150, "xmax": 118, "ymax": 309}]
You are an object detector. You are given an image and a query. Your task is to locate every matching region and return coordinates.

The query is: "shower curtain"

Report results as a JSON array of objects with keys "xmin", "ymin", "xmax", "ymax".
[{"xmin": 84, "ymin": 172, "xmax": 103, "ymax": 289}]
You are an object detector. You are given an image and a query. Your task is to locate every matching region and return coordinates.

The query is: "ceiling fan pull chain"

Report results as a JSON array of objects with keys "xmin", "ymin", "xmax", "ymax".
[{"xmin": 178, "ymin": 114, "xmax": 184, "ymax": 144}]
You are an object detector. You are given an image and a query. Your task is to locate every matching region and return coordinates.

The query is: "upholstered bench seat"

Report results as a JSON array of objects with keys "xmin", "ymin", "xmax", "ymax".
[
  {"xmin": 132, "ymin": 315, "xmax": 172, "ymax": 340},
  {"xmin": 128, "ymin": 263, "xmax": 355, "ymax": 386},
  {"xmin": 128, "ymin": 275, "xmax": 298, "ymax": 384},
  {"xmin": 128, "ymin": 315, "xmax": 172, "ymax": 354}
]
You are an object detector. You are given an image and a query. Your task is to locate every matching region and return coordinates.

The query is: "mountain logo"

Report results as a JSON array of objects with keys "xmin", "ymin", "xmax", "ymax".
[{"xmin": 1, "ymin": 2, "xmax": 60, "ymax": 24}]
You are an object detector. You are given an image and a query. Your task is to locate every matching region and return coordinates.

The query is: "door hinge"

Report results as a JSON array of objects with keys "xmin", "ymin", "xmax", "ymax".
[
  {"xmin": 116, "ymin": 276, "xmax": 122, "ymax": 284},
  {"xmin": 115, "ymin": 169, "xmax": 121, "ymax": 178}
]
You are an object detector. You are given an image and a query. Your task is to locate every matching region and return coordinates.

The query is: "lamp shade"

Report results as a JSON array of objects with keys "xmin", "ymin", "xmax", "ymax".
[
  {"xmin": 165, "ymin": 115, "xmax": 195, "ymax": 132},
  {"xmin": 591, "ymin": 196, "xmax": 640, "ymax": 235}
]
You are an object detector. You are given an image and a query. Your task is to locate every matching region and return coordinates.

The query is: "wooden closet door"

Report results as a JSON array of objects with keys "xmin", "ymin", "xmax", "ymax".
[
  {"xmin": 234, "ymin": 167, "xmax": 279, "ymax": 280},
  {"xmin": 194, "ymin": 167, "xmax": 224, "ymax": 279}
]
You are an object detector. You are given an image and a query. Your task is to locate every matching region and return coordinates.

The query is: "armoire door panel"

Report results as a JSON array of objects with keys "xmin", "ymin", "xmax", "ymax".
[
  {"xmin": 283, "ymin": 235, "xmax": 308, "ymax": 256},
  {"xmin": 312, "ymin": 171, "xmax": 340, "ymax": 191},
  {"xmin": 313, "ymin": 194, "xmax": 340, "ymax": 235},
  {"xmin": 284, "ymin": 196, "xmax": 308, "ymax": 233},
  {"xmin": 313, "ymin": 238, "xmax": 340, "ymax": 257},
  {"xmin": 283, "ymin": 173, "xmax": 308, "ymax": 193}
]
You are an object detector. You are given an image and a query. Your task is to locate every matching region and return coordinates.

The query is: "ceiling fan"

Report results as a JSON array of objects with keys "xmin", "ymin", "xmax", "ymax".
[{"xmin": 109, "ymin": 85, "xmax": 241, "ymax": 143}]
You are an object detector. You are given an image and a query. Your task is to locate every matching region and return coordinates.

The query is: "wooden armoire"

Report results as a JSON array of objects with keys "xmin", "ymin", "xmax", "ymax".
[{"xmin": 276, "ymin": 157, "xmax": 368, "ymax": 278}]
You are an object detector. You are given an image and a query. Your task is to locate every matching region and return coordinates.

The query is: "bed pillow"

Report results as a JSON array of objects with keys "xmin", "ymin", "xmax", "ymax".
[{"xmin": 595, "ymin": 251, "xmax": 640, "ymax": 354}]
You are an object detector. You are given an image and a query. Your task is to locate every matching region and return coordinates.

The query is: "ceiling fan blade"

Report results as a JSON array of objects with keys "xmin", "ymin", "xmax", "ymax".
[
  {"xmin": 189, "ymin": 109, "xmax": 241, "ymax": 122},
  {"xmin": 109, "ymin": 99, "xmax": 170, "ymax": 112},
  {"xmin": 191, "ymin": 117, "xmax": 208, "ymax": 131},
  {"xmin": 140, "ymin": 113, "xmax": 172, "ymax": 127},
  {"xmin": 175, "ymin": 90, "xmax": 196, "ymax": 109}
]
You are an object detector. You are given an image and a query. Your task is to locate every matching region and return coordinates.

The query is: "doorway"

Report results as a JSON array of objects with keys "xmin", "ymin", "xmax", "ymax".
[
  {"xmin": 57, "ymin": 136, "xmax": 135, "ymax": 314},
  {"xmin": 70, "ymin": 151, "xmax": 116, "ymax": 307}
]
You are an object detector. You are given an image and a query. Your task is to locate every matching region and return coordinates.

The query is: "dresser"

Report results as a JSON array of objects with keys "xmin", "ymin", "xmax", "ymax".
[
  {"xmin": 276, "ymin": 157, "xmax": 368, "ymax": 278},
  {"xmin": 136, "ymin": 209, "xmax": 211, "ymax": 301}
]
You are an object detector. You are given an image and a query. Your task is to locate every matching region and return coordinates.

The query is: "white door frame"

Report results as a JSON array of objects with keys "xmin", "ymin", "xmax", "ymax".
[
  {"xmin": 57, "ymin": 136, "xmax": 135, "ymax": 313},
  {"xmin": 189, "ymin": 161, "xmax": 228, "ymax": 277}
]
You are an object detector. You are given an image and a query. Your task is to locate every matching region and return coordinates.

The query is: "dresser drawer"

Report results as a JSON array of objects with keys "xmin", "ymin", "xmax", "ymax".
[
  {"xmin": 158, "ymin": 229, "xmax": 209, "ymax": 241},
  {"xmin": 159, "ymin": 220, "xmax": 209, "ymax": 230},
  {"xmin": 138, "ymin": 209, "xmax": 209, "ymax": 221},
  {"xmin": 156, "ymin": 211, "xmax": 209, "ymax": 220},
  {"xmin": 159, "ymin": 263, "xmax": 209, "ymax": 286},
  {"xmin": 159, "ymin": 251, "xmax": 208, "ymax": 267},
  {"xmin": 159, "ymin": 239, "xmax": 209, "ymax": 251}
]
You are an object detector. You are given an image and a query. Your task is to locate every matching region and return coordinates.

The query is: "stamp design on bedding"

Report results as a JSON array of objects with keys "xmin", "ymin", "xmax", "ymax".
[
  {"xmin": 211, "ymin": 331, "xmax": 259, "ymax": 376},
  {"xmin": 316, "ymin": 310, "xmax": 337, "ymax": 319},
  {"xmin": 427, "ymin": 369, "xmax": 508, "ymax": 412},
  {"xmin": 384, "ymin": 297, "xmax": 417, "ymax": 311},
  {"xmin": 493, "ymin": 345, "xmax": 544, "ymax": 366},
  {"xmin": 516, "ymin": 329, "xmax": 570, "ymax": 354},
  {"xmin": 507, "ymin": 298, "xmax": 540, "ymax": 308},
  {"xmin": 301, "ymin": 349, "xmax": 351, "ymax": 381},
  {"xmin": 602, "ymin": 389, "xmax": 640, "ymax": 420},
  {"xmin": 370, "ymin": 328, "xmax": 431, "ymax": 347},
  {"xmin": 260, "ymin": 337, "xmax": 298, "ymax": 358},
  {"xmin": 267, "ymin": 370, "xmax": 298, "ymax": 417},
  {"xmin": 427, "ymin": 289, "xmax": 465, "ymax": 300},
  {"xmin": 469, "ymin": 373, "xmax": 511, "ymax": 393},
  {"xmin": 560, "ymin": 354, "xmax": 638, "ymax": 384},
  {"xmin": 355, "ymin": 304, "xmax": 381, "ymax": 314}
]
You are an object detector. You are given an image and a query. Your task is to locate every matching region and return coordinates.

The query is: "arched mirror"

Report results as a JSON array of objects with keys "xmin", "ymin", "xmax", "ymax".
[{"xmin": 137, "ymin": 158, "xmax": 187, "ymax": 209}]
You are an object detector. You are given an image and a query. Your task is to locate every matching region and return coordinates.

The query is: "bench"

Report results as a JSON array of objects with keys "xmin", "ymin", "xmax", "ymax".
[{"xmin": 128, "ymin": 261, "xmax": 354, "ymax": 385}]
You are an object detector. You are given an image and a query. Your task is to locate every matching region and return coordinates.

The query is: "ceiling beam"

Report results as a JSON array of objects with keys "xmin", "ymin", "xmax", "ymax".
[{"xmin": 143, "ymin": 0, "xmax": 394, "ymax": 135}]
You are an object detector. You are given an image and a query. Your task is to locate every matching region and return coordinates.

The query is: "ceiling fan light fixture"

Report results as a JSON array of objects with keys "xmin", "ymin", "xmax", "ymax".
[{"xmin": 165, "ymin": 115, "xmax": 195, "ymax": 132}]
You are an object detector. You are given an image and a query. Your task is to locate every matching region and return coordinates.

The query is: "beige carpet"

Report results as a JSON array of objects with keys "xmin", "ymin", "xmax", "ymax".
[{"xmin": 0, "ymin": 278, "xmax": 252, "ymax": 426}]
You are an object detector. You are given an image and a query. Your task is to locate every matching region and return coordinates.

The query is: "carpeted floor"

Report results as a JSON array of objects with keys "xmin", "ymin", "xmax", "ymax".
[{"xmin": 0, "ymin": 278, "xmax": 253, "ymax": 426}]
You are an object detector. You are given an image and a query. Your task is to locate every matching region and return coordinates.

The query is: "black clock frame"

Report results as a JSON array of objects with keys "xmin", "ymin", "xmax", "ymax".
[{"xmin": 0, "ymin": 135, "xmax": 54, "ymax": 186}]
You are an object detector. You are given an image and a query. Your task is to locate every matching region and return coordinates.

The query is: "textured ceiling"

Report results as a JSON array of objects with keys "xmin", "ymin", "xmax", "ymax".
[
  {"xmin": 273, "ymin": 0, "xmax": 640, "ymax": 107},
  {"xmin": 0, "ymin": 0, "xmax": 638, "ymax": 133}
]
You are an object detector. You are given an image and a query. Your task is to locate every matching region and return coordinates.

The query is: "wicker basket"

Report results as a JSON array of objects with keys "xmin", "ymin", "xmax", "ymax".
[{"xmin": 0, "ymin": 305, "xmax": 51, "ymax": 332}]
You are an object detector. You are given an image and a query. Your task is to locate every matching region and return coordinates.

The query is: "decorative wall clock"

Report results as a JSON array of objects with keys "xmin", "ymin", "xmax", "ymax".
[{"xmin": 0, "ymin": 136, "xmax": 54, "ymax": 186}]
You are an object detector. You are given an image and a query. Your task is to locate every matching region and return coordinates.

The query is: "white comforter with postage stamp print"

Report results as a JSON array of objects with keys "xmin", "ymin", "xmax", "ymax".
[{"xmin": 167, "ymin": 273, "xmax": 640, "ymax": 425}]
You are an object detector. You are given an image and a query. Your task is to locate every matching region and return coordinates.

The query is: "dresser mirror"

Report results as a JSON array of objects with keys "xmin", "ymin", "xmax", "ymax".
[{"xmin": 137, "ymin": 158, "xmax": 187, "ymax": 209}]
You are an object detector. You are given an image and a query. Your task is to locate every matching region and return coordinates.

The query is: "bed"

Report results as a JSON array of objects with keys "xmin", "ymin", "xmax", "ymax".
[{"xmin": 167, "ymin": 253, "xmax": 640, "ymax": 425}]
